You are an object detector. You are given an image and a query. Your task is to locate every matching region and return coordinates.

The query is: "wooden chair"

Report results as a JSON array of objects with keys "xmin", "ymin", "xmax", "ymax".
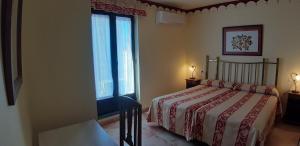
[{"xmin": 119, "ymin": 96, "xmax": 142, "ymax": 146}]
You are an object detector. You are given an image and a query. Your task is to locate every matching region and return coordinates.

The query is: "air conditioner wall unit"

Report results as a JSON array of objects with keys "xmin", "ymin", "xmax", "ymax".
[{"xmin": 156, "ymin": 11, "xmax": 186, "ymax": 24}]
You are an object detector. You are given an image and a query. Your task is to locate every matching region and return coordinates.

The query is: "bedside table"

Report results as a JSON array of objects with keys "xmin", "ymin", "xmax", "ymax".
[
  {"xmin": 284, "ymin": 92, "xmax": 300, "ymax": 125},
  {"xmin": 185, "ymin": 79, "xmax": 201, "ymax": 89}
]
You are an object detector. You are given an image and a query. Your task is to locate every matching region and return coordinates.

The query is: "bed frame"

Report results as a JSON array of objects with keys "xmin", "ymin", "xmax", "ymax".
[{"xmin": 205, "ymin": 55, "xmax": 280, "ymax": 87}]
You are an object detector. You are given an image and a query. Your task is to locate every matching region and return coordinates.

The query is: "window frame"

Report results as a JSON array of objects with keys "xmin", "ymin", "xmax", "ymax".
[{"xmin": 91, "ymin": 10, "xmax": 137, "ymax": 116}]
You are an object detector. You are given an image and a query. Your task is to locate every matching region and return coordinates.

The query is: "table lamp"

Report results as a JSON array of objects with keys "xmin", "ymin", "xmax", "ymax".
[
  {"xmin": 291, "ymin": 73, "xmax": 300, "ymax": 93},
  {"xmin": 189, "ymin": 65, "xmax": 196, "ymax": 79}
]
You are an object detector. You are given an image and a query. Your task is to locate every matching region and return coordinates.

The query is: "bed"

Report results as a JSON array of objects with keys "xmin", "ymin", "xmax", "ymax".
[{"xmin": 147, "ymin": 56, "xmax": 282, "ymax": 146}]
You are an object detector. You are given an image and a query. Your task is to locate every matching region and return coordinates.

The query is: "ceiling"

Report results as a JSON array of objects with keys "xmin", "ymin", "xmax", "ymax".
[{"xmin": 148, "ymin": 0, "xmax": 238, "ymax": 10}]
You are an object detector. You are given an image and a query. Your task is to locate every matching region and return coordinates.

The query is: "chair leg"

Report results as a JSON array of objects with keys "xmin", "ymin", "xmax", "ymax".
[
  {"xmin": 138, "ymin": 106, "xmax": 142, "ymax": 146},
  {"xmin": 120, "ymin": 110, "xmax": 125, "ymax": 146},
  {"xmin": 134, "ymin": 109, "xmax": 137, "ymax": 146}
]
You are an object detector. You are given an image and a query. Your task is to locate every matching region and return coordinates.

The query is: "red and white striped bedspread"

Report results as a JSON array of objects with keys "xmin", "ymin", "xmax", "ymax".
[{"xmin": 147, "ymin": 85, "xmax": 280, "ymax": 146}]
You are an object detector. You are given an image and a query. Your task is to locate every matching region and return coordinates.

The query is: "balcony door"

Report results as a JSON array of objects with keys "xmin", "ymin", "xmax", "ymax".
[{"xmin": 91, "ymin": 10, "xmax": 136, "ymax": 116}]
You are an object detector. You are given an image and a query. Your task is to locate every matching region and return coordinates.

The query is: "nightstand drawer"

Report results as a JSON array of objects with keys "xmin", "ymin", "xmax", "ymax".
[
  {"xmin": 289, "ymin": 97, "xmax": 300, "ymax": 102},
  {"xmin": 186, "ymin": 79, "xmax": 201, "ymax": 89},
  {"xmin": 284, "ymin": 92, "xmax": 300, "ymax": 125}
]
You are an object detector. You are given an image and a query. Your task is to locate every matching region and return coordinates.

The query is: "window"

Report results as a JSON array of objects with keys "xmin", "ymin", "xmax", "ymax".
[
  {"xmin": 91, "ymin": 11, "xmax": 136, "ymax": 115},
  {"xmin": 116, "ymin": 16, "xmax": 135, "ymax": 96},
  {"xmin": 92, "ymin": 14, "xmax": 113, "ymax": 99}
]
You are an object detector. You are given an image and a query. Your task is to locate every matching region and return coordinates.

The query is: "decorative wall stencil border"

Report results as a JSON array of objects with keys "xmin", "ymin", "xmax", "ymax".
[
  {"xmin": 137, "ymin": 0, "xmax": 186, "ymax": 12},
  {"xmin": 137, "ymin": 0, "xmax": 271, "ymax": 13},
  {"xmin": 187, "ymin": 0, "xmax": 268, "ymax": 13}
]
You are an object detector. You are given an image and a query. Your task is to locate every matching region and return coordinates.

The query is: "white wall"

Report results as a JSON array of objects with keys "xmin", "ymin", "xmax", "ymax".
[
  {"xmin": 22, "ymin": 0, "xmax": 97, "ymax": 144},
  {"xmin": 138, "ymin": 6, "xmax": 187, "ymax": 107},
  {"xmin": 0, "ymin": 85, "xmax": 32, "ymax": 146},
  {"xmin": 0, "ymin": 1, "xmax": 32, "ymax": 146}
]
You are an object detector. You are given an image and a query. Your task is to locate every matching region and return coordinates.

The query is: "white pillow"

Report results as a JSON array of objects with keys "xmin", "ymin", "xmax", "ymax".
[
  {"xmin": 233, "ymin": 83, "xmax": 279, "ymax": 96},
  {"xmin": 201, "ymin": 80, "xmax": 235, "ymax": 89}
]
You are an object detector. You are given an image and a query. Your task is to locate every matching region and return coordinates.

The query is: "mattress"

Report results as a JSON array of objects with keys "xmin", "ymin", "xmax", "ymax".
[{"xmin": 147, "ymin": 85, "xmax": 280, "ymax": 146}]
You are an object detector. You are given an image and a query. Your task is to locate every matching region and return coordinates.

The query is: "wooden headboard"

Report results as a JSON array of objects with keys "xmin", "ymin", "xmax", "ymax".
[{"xmin": 205, "ymin": 56, "xmax": 280, "ymax": 87}]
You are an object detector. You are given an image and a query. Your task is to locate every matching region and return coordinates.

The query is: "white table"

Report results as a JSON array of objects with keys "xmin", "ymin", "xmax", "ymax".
[{"xmin": 39, "ymin": 120, "xmax": 118, "ymax": 146}]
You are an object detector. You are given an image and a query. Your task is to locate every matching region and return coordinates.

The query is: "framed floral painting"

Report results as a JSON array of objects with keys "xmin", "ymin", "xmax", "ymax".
[{"xmin": 222, "ymin": 25, "xmax": 263, "ymax": 56}]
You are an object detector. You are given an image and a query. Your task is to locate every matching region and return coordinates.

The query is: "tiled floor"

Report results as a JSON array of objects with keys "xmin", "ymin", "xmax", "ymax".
[{"xmin": 101, "ymin": 113, "xmax": 300, "ymax": 146}]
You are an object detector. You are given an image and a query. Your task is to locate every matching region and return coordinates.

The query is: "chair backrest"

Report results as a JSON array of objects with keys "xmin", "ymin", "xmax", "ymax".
[{"xmin": 119, "ymin": 96, "xmax": 142, "ymax": 146}]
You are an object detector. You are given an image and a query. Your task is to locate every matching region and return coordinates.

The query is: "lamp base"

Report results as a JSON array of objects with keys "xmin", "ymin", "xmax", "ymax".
[
  {"xmin": 189, "ymin": 77, "xmax": 196, "ymax": 80},
  {"xmin": 292, "ymin": 90, "xmax": 300, "ymax": 93}
]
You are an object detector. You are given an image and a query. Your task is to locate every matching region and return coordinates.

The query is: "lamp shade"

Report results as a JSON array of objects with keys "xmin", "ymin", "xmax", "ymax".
[
  {"xmin": 189, "ymin": 66, "xmax": 196, "ymax": 71},
  {"xmin": 291, "ymin": 73, "xmax": 300, "ymax": 81},
  {"xmin": 296, "ymin": 75, "xmax": 300, "ymax": 81}
]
